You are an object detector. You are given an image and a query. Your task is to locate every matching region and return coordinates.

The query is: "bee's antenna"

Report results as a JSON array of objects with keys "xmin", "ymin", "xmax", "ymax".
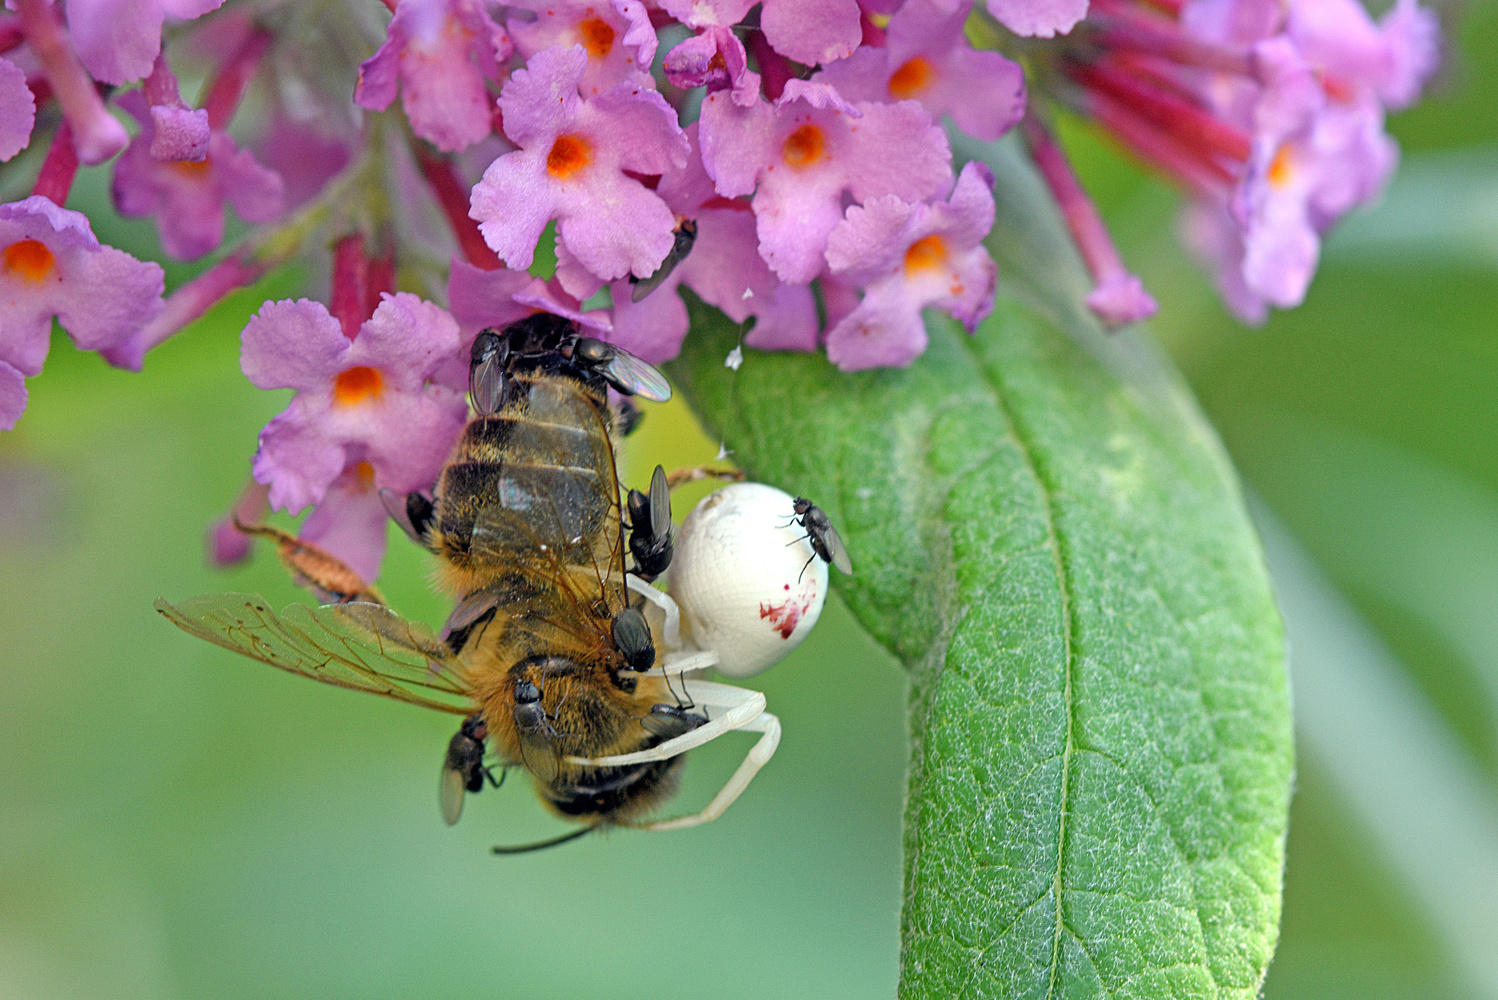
[{"xmin": 491, "ymin": 824, "xmax": 599, "ymax": 855}]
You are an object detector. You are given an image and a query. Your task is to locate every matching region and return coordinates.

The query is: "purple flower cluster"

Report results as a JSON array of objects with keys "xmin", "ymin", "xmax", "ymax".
[
  {"xmin": 1038, "ymin": 0, "xmax": 1439, "ymax": 322},
  {"xmin": 0, "ymin": 0, "xmax": 1438, "ymax": 578}
]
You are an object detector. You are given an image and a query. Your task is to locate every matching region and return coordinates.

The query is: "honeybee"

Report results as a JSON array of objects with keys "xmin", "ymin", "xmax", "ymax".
[{"xmin": 158, "ymin": 313, "xmax": 780, "ymax": 852}]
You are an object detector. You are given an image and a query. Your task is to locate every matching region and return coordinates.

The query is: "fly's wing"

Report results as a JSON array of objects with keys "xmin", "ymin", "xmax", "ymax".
[
  {"xmin": 156, "ymin": 594, "xmax": 472, "ymax": 715},
  {"xmin": 601, "ymin": 350, "xmax": 671, "ymax": 403},
  {"xmin": 823, "ymin": 523, "xmax": 854, "ymax": 575},
  {"xmin": 440, "ymin": 765, "xmax": 469, "ymax": 825}
]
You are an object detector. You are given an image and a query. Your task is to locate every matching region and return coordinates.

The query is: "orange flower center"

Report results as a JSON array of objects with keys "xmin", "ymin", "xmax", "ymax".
[
  {"xmin": 333, "ymin": 366, "xmax": 384, "ymax": 406},
  {"xmin": 171, "ymin": 156, "xmax": 213, "ymax": 176},
  {"xmin": 904, "ymin": 234, "xmax": 948, "ymax": 273},
  {"xmin": 577, "ymin": 17, "xmax": 615, "ymax": 58},
  {"xmin": 3, "ymin": 239, "xmax": 56, "ymax": 283},
  {"xmin": 782, "ymin": 124, "xmax": 826, "ymax": 169},
  {"xmin": 351, "ymin": 461, "xmax": 376, "ymax": 489},
  {"xmin": 1267, "ymin": 145, "xmax": 1294, "ymax": 188},
  {"xmin": 547, "ymin": 134, "xmax": 592, "ymax": 179},
  {"xmin": 888, "ymin": 57, "xmax": 935, "ymax": 99}
]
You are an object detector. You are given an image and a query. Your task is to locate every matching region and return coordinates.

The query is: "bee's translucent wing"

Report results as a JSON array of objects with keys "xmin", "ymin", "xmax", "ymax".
[
  {"xmin": 602, "ymin": 349, "xmax": 671, "ymax": 403},
  {"xmin": 156, "ymin": 593, "xmax": 472, "ymax": 715}
]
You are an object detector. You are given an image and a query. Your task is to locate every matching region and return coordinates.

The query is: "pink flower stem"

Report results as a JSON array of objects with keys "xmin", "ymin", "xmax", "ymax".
[
  {"xmin": 746, "ymin": 29, "xmax": 793, "ymax": 101},
  {"xmin": 201, "ymin": 26, "xmax": 273, "ymax": 131},
  {"xmin": 364, "ymin": 242, "xmax": 395, "ymax": 318},
  {"xmin": 412, "ymin": 141, "xmax": 504, "ymax": 270},
  {"xmin": 1138, "ymin": 0, "xmax": 1183, "ymax": 16},
  {"xmin": 14, "ymin": 0, "xmax": 127, "ymax": 165},
  {"xmin": 32, "ymin": 118, "xmax": 79, "ymax": 205},
  {"xmin": 1085, "ymin": 91, "xmax": 1232, "ymax": 193},
  {"xmin": 1090, "ymin": 6, "xmax": 1253, "ymax": 76},
  {"xmin": 101, "ymin": 254, "xmax": 268, "ymax": 370},
  {"xmin": 1070, "ymin": 60, "xmax": 1252, "ymax": 161},
  {"xmin": 1021, "ymin": 113, "xmax": 1157, "ymax": 325},
  {"xmin": 144, "ymin": 50, "xmax": 188, "ymax": 109},
  {"xmin": 330, "ymin": 233, "xmax": 370, "ymax": 340}
]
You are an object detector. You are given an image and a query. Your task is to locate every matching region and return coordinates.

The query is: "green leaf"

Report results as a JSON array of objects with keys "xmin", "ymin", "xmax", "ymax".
[{"xmin": 667, "ymin": 137, "xmax": 1293, "ymax": 998}]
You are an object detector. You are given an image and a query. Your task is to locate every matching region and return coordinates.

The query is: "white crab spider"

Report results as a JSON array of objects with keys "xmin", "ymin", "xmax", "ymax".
[{"xmin": 563, "ymin": 482, "xmax": 833, "ymax": 830}]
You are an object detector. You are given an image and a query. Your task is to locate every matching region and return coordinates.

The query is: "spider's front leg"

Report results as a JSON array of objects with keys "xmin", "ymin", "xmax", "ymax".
[
  {"xmin": 565, "ymin": 681, "xmax": 763, "ymax": 767},
  {"xmin": 565, "ymin": 680, "xmax": 782, "ymax": 832},
  {"xmin": 638, "ymin": 707, "xmax": 780, "ymax": 831}
]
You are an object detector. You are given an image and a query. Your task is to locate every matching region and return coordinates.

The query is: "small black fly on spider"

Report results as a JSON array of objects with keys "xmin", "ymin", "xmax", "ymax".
[{"xmin": 787, "ymin": 497, "xmax": 853, "ymax": 579}]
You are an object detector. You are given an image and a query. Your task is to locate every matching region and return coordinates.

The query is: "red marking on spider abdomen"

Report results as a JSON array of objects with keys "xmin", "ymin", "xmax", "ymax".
[{"xmin": 759, "ymin": 595, "xmax": 810, "ymax": 640}]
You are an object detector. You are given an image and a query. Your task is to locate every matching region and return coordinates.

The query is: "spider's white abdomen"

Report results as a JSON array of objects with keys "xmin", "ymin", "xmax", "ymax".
[{"xmin": 668, "ymin": 482, "xmax": 828, "ymax": 678}]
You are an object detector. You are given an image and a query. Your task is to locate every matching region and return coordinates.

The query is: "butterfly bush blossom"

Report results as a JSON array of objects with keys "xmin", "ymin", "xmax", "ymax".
[{"xmin": 0, "ymin": 0, "xmax": 1438, "ymax": 579}]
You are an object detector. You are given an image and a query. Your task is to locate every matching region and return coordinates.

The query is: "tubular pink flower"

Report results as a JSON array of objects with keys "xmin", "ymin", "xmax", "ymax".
[
  {"xmin": 508, "ymin": 0, "xmax": 655, "ymax": 96},
  {"xmin": 14, "ymin": 0, "xmax": 127, "ymax": 164},
  {"xmin": 0, "ymin": 57, "xmax": 35, "ymax": 161},
  {"xmin": 0, "ymin": 196, "xmax": 165, "ymax": 430},
  {"xmin": 662, "ymin": 27, "xmax": 761, "ymax": 106},
  {"xmin": 111, "ymin": 91, "xmax": 285, "ymax": 259},
  {"xmin": 823, "ymin": 162, "xmax": 999, "ymax": 370},
  {"xmin": 1041, "ymin": 0, "xmax": 1438, "ymax": 322},
  {"xmin": 469, "ymin": 45, "xmax": 689, "ymax": 282},
  {"xmin": 142, "ymin": 51, "xmax": 210, "ymax": 161},
  {"xmin": 356, "ymin": 0, "xmax": 511, "ymax": 153},
  {"xmin": 242, "ymin": 294, "xmax": 469, "ymax": 513},
  {"xmin": 817, "ymin": 0, "xmax": 1026, "ymax": 142},
  {"xmin": 259, "ymin": 116, "xmax": 354, "ymax": 211},
  {"xmin": 699, "ymin": 79, "xmax": 952, "ymax": 284},
  {"xmin": 1021, "ymin": 115, "xmax": 1157, "ymax": 327}
]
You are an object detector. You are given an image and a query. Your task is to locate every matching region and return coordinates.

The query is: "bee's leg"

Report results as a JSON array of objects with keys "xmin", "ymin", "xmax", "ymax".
[
  {"xmin": 637, "ymin": 709, "xmax": 780, "ymax": 831},
  {"xmin": 564, "ymin": 681, "xmax": 764, "ymax": 767},
  {"xmin": 663, "ymin": 465, "xmax": 745, "ymax": 491},
  {"xmin": 233, "ymin": 520, "xmax": 385, "ymax": 605}
]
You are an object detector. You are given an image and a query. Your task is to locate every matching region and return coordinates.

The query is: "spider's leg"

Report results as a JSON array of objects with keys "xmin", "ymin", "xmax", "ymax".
[
  {"xmin": 636, "ymin": 710, "xmax": 781, "ymax": 832},
  {"xmin": 563, "ymin": 681, "xmax": 762, "ymax": 767}
]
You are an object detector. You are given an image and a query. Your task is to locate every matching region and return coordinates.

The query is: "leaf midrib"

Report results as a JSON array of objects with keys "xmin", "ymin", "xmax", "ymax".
[{"xmin": 956, "ymin": 332, "xmax": 1079, "ymax": 999}]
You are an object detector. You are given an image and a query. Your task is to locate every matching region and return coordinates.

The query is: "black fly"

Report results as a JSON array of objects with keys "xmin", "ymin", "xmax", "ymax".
[{"xmin": 788, "ymin": 497, "xmax": 853, "ymax": 578}]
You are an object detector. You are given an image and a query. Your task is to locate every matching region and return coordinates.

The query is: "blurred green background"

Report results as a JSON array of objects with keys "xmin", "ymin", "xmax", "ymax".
[{"xmin": 3, "ymin": 3, "xmax": 1497, "ymax": 996}]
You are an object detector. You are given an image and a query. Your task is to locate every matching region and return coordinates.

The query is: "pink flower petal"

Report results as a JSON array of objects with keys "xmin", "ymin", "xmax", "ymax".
[
  {"xmin": 985, "ymin": 0, "xmax": 1088, "ymax": 38},
  {"xmin": 760, "ymin": 0, "xmax": 861, "ymax": 66},
  {"xmin": 0, "ymin": 58, "xmax": 36, "ymax": 162},
  {"xmin": 240, "ymin": 298, "xmax": 350, "ymax": 391},
  {"xmin": 0, "ymin": 360, "xmax": 26, "ymax": 432},
  {"xmin": 298, "ymin": 469, "xmax": 391, "ymax": 583}
]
